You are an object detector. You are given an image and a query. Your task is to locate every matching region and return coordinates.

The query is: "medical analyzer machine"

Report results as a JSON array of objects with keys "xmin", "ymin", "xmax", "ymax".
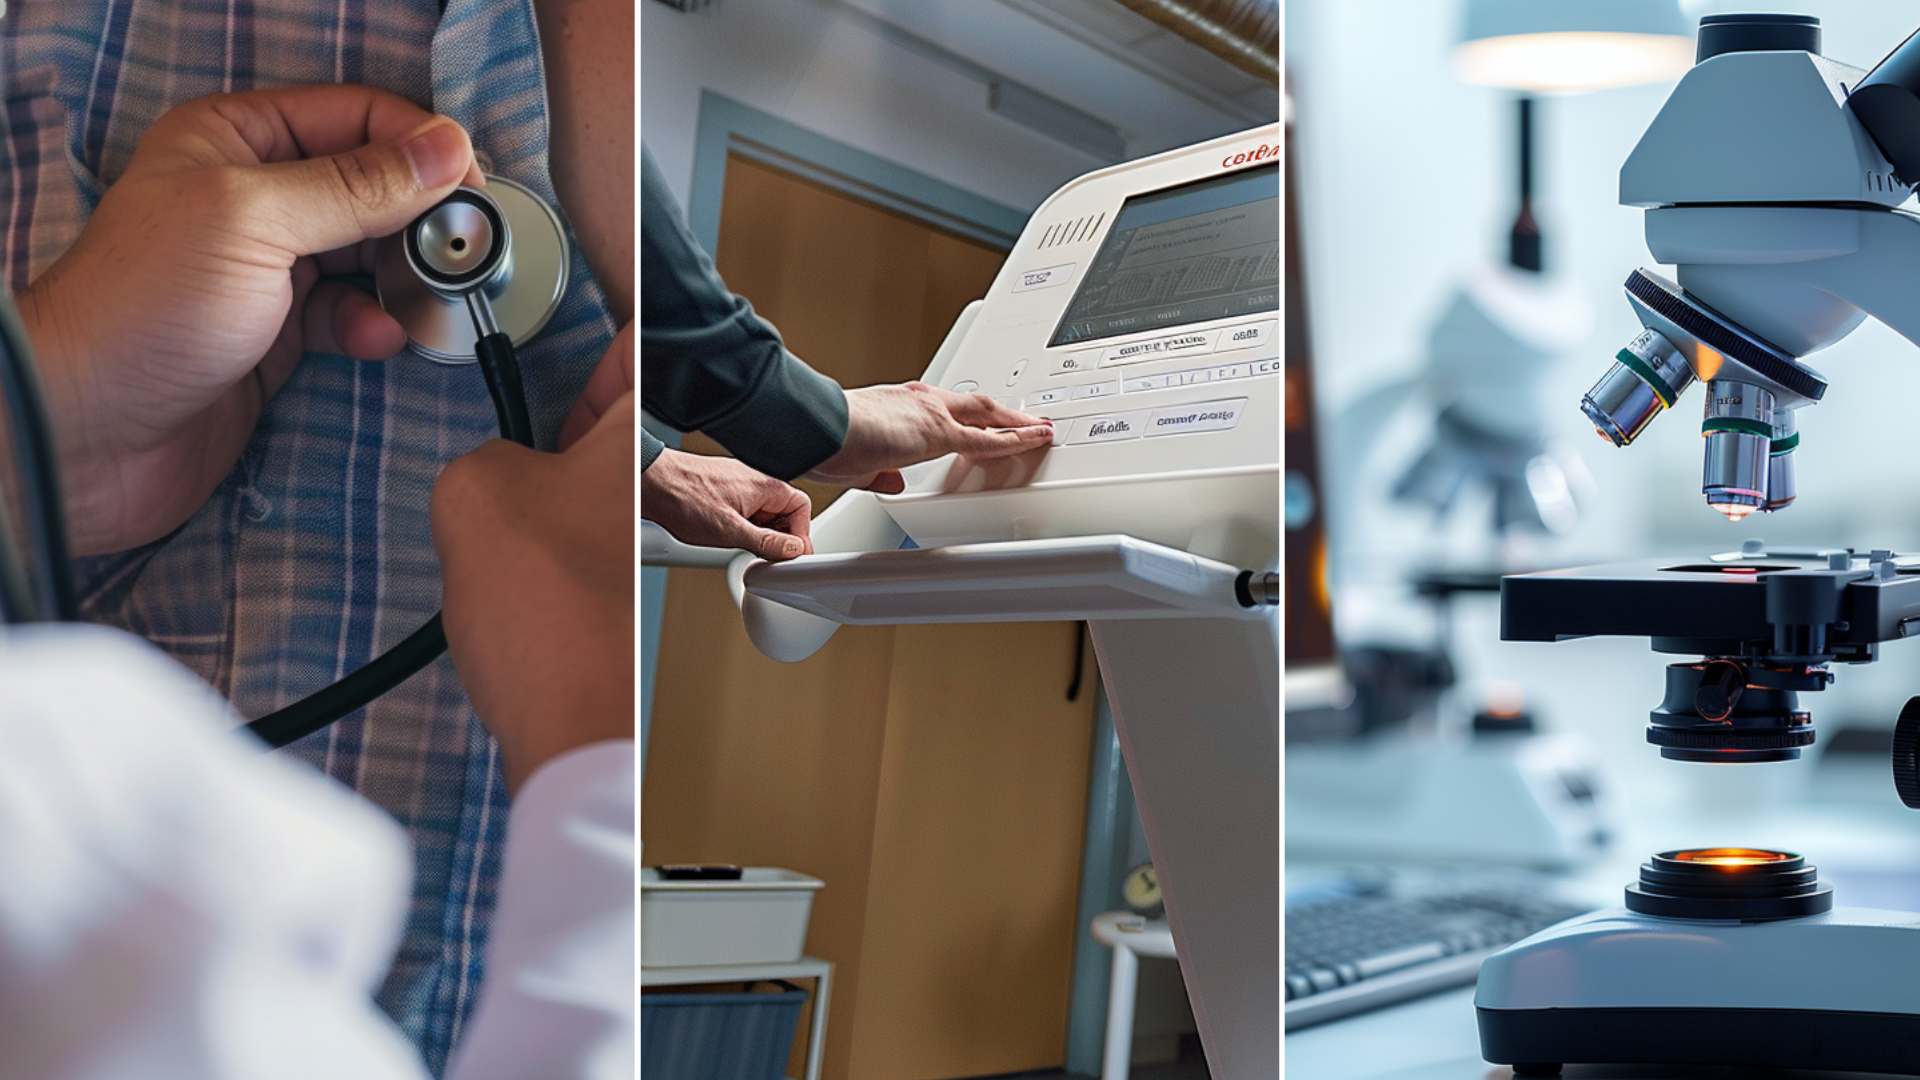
[
  {"xmin": 649, "ymin": 125, "xmax": 1280, "ymax": 1079},
  {"xmin": 1479, "ymin": 15, "xmax": 1920, "ymax": 1075}
]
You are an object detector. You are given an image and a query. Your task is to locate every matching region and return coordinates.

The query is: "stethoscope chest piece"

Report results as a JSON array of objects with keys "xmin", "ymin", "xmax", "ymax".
[{"xmin": 376, "ymin": 175, "xmax": 570, "ymax": 364}]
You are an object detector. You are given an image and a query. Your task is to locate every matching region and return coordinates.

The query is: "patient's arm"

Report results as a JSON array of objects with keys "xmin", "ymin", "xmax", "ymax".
[{"xmin": 535, "ymin": 0, "xmax": 633, "ymax": 325}]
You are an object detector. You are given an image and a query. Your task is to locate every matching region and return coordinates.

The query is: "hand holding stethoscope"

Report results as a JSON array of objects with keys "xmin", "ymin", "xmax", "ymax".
[{"xmin": 3, "ymin": 86, "xmax": 572, "ymax": 745}]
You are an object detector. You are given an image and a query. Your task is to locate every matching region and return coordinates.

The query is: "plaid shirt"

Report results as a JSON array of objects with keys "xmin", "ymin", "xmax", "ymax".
[{"xmin": 0, "ymin": 1, "xmax": 615, "ymax": 1072}]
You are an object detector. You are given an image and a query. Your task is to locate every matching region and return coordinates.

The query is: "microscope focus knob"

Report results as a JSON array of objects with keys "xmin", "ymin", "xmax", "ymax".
[{"xmin": 1894, "ymin": 696, "xmax": 1920, "ymax": 810}]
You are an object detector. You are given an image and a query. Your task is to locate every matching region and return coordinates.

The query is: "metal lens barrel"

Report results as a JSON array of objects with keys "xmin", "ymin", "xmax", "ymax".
[
  {"xmin": 1765, "ymin": 408, "xmax": 1798, "ymax": 512},
  {"xmin": 1583, "ymin": 328, "xmax": 1692, "ymax": 446},
  {"xmin": 1702, "ymin": 380, "xmax": 1774, "ymax": 521}
]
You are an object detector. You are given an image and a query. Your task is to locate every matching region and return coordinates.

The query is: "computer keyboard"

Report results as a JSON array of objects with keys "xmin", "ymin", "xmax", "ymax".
[{"xmin": 1285, "ymin": 868, "xmax": 1591, "ymax": 1030}]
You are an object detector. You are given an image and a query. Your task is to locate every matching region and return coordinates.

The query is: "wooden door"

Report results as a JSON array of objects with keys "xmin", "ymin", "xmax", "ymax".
[{"xmin": 641, "ymin": 154, "xmax": 1100, "ymax": 1080}]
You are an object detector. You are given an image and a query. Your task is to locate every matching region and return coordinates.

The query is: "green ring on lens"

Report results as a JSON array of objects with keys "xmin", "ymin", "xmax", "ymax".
[
  {"xmin": 1617, "ymin": 347, "xmax": 1678, "ymax": 408},
  {"xmin": 1770, "ymin": 431, "xmax": 1799, "ymax": 455},
  {"xmin": 1703, "ymin": 417, "xmax": 1774, "ymax": 439}
]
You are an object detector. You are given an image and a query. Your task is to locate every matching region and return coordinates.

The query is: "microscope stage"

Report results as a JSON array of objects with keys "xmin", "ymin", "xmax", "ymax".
[
  {"xmin": 1476, "ymin": 906, "xmax": 1920, "ymax": 1074},
  {"xmin": 1501, "ymin": 552, "xmax": 1920, "ymax": 656}
]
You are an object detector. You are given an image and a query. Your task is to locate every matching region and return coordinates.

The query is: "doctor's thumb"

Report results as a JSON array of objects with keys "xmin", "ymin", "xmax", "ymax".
[
  {"xmin": 263, "ymin": 117, "xmax": 475, "ymax": 256},
  {"xmin": 746, "ymin": 527, "xmax": 808, "ymax": 563}
]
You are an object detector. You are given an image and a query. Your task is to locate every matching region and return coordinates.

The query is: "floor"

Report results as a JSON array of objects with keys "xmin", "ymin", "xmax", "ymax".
[{"xmin": 981, "ymin": 1034, "xmax": 1212, "ymax": 1080}]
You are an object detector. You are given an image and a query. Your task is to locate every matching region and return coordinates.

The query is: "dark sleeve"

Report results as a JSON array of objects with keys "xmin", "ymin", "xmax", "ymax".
[
  {"xmin": 640, "ymin": 145, "xmax": 849, "ymax": 481},
  {"xmin": 641, "ymin": 427, "xmax": 664, "ymax": 472}
]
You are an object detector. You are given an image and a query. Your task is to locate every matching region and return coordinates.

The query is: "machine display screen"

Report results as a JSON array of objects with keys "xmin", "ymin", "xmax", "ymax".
[{"xmin": 1048, "ymin": 163, "xmax": 1278, "ymax": 347}]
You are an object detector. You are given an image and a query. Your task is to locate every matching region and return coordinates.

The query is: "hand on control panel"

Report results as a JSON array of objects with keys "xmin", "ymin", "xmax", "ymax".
[
  {"xmin": 807, "ymin": 381, "xmax": 1053, "ymax": 493},
  {"xmin": 641, "ymin": 449, "xmax": 815, "ymax": 562}
]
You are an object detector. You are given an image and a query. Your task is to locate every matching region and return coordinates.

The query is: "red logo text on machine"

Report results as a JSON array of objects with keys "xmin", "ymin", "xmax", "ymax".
[{"xmin": 1220, "ymin": 142, "xmax": 1278, "ymax": 169}]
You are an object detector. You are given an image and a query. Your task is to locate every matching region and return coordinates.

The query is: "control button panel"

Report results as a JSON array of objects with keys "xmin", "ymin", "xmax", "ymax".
[
  {"xmin": 1215, "ymin": 321, "xmax": 1274, "ymax": 353},
  {"xmin": 1100, "ymin": 331, "xmax": 1215, "ymax": 368},
  {"xmin": 1126, "ymin": 367, "xmax": 1214, "ymax": 392},
  {"xmin": 1028, "ymin": 386, "xmax": 1070, "ymax": 408},
  {"xmin": 1066, "ymin": 410, "xmax": 1151, "ymax": 445},
  {"xmin": 951, "ymin": 379, "xmax": 979, "ymax": 393},
  {"xmin": 1070, "ymin": 379, "xmax": 1121, "ymax": 402},
  {"xmin": 1146, "ymin": 399, "xmax": 1246, "ymax": 436},
  {"xmin": 1050, "ymin": 350, "xmax": 1100, "ymax": 377}
]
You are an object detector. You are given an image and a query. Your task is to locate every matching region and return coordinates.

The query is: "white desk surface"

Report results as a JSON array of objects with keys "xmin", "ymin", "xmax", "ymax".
[{"xmin": 1286, "ymin": 772, "xmax": 1920, "ymax": 1080}]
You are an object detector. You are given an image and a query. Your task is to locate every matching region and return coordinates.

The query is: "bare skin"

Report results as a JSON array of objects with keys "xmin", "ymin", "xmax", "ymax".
[
  {"xmin": 536, "ymin": 0, "xmax": 634, "ymax": 324},
  {"xmin": 18, "ymin": 86, "xmax": 484, "ymax": 556}
]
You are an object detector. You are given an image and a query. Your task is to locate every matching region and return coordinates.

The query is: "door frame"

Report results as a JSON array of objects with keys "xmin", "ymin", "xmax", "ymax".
[{"xmin": 644, "ymin": 91, "xmax": 1025, "ymax": 759}]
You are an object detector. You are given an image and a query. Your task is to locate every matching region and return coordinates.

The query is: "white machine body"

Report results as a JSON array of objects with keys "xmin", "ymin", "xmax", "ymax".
[
  {"xmin": 1478, "ymin": 906, "xmax": 1920, "ymax": 1013},
  {"xmin": 1477, "ymin": 905, "xmax": 1920, "ymax": 1072},
  {"xmin": 1622, "ymin": 49, "xmax": 1920, "ymax": 365},
  {"xmin": 877, "ymin": 126, "xmax": 1280, "ymax": 571},
  {"xmin": 703, "ymin": 126, "xmax": 1281, "ymax": 1079}
]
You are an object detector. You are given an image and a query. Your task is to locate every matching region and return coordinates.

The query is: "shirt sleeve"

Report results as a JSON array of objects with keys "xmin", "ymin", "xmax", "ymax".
[
  {"xmin": 442, "ymin": 742, "xmax": 636, "ymax": 1080},
  {"xmin": 641, "ymin": 426, "xmax": 664, "ymax": 472},
  {"xmin": 640, "ymin": 145, "xmax": 849, "ymax": 480}
]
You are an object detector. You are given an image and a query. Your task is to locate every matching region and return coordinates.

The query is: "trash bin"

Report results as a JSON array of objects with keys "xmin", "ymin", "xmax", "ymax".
[{"xmin": 641, "ymin": 981, "xmax": 809, "ymax": 1080}]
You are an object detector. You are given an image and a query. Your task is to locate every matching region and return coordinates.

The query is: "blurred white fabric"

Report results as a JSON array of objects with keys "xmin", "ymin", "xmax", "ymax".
[{"xmin": 0, "ymin": 624, "xmax": 634, "ymax": 1080}]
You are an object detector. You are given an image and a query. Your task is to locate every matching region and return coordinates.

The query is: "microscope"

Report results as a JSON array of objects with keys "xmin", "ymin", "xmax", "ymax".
[{"xmin": 1476, "ymin": 15, "xmax": 1920, "ymax": 1075}]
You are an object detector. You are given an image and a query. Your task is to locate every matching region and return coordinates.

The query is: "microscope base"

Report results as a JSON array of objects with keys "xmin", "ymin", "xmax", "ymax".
[
  {"xmin": 1479, "ymin": 1005, "xmax": 1920, "ymax": 1075},
  {"xmin": 1475, "ymin": 906, "xmax": 1920, "ymax": 1074}
]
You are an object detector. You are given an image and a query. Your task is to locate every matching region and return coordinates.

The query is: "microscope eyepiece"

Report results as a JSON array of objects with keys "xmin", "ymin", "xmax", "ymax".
[{"xmin": 1582, "ymin": 328, "xmax": 1692, "ymax": 447}]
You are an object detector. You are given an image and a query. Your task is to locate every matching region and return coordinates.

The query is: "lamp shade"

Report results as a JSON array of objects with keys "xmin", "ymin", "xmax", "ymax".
[{"xmin": 1456, "ymin": 0, "xmax": 1693, "ymax": 93}]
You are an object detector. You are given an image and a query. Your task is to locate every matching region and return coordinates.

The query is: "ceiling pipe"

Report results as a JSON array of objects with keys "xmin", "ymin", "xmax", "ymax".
[{"xmin": 1110, "ymin": 0, "xmax": 1279, "ymax": 85}]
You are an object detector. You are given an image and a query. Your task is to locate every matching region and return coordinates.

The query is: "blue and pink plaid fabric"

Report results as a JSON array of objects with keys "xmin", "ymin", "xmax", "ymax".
[{"xmin": 0, "ymin": 1, "xmax": 616, "ymax": 1072}]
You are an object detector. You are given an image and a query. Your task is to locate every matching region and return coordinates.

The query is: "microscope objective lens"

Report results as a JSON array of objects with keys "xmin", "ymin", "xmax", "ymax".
[{"xmin": 1701, "ymin": 381, "xmax": 1774, "ymax": 519}]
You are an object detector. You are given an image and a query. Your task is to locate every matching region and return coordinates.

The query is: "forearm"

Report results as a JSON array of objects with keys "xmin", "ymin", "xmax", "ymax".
[
  {"xmin": 536, "ymin": 0, "xmax": 634, "ymax": 324},
  {"xmin": 639, "ymin": 147, "xmax": 848, "ymax": 479}
]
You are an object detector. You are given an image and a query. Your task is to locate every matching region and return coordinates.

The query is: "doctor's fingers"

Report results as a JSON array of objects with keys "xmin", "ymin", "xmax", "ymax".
[
  {"xmin": 738, "ymin": 481, "xmax": 814, "ymax": 561},
  {"xmin": 302, "ymin": 279, "xmax": 409, "ymax": 360},
  {"xmin": 930, "ymin": 384, "xmax": 1048, "ymax": 431},
  {"xmin": 933, "ymin": 418, "xmax": 1055, "ymax": 460}
]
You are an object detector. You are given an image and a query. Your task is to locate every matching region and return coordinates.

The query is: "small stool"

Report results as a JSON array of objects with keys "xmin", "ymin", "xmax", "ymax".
[{"xmin": 1090, "ymin": 911, "xmax": 1179, "ymax": 1080}]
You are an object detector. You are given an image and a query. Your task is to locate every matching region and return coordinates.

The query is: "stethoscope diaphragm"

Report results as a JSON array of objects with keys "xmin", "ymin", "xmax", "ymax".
[{"xmin": 375, "ymin": 175, "xmax": 569, "ymax": 364}]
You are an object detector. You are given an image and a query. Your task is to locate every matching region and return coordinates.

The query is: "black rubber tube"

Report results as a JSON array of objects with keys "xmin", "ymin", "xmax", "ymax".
[
  {"xmin": 0, "ymin": 295, "xmax": 77, "ymax": 622},
  {"xmin": 246, "ymin": 330, "xmax": 533, "ymax": 748}
]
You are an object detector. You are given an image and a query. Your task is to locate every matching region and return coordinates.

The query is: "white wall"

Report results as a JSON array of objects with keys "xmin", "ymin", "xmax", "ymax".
[{"xmin": 1290, "ymin": 1, "xmax": 1920, "ymax": 810}]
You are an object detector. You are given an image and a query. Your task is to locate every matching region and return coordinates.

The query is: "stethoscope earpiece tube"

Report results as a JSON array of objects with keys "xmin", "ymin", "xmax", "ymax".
[{"xmin": 0, "ymin": 294, "xmax": 77, "ymax": 625}]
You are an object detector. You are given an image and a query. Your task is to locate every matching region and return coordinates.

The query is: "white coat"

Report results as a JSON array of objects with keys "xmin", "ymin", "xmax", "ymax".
[{"xmin": 0, "ymin": 624, "xmax": 633, "ymax": 1080}]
